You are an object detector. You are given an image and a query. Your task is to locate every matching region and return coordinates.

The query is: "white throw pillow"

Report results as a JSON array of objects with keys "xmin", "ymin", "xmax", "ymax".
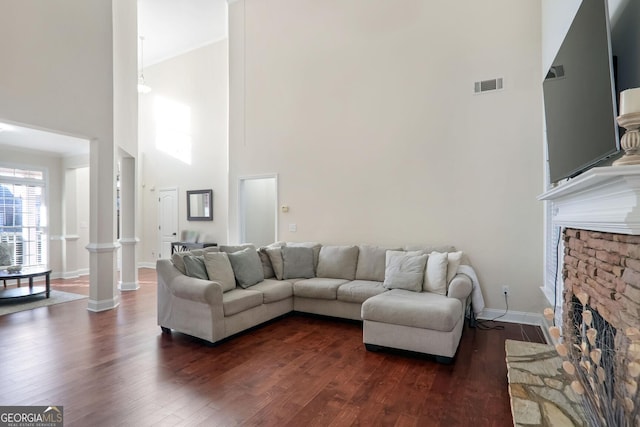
[
  {"xmin": 385, "ymin": 250, "xmax": 424, "ymax": 267},
  {"xmin": 383, "ymin": 253, "xmax": 428, "ymax": 292},
  {"xmin": 424, "ymin": 251, "xmax": 448, "ymax": 295}
]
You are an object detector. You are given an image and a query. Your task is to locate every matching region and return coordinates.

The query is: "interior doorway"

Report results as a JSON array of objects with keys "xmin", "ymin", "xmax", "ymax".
[
  {"xmin": 158, "ymin": 187, "xmax": 178, "ymax": 259},
  {"xmin": 238, "ymin": 175, "xmax": 277, "ymax": 246}
]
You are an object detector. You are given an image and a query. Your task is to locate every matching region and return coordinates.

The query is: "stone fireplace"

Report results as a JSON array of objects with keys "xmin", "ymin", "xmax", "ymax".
[
  {"xmin": 539, "ymin": 165, "xmax": 640, "ymax": 422},
  {"xmin": 562, "ymin": 228, "xmax": 638, "ymax": 414}
]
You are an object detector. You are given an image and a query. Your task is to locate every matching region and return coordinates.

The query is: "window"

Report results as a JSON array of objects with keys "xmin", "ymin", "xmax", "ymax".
[{"xmin": 0, "ymin": 166, "xmax": 47, "ymax": 267}]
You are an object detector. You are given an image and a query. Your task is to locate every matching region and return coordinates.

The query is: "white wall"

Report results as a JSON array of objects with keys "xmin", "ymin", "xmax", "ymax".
[
  {"xmin": 139, "ymin": 40, "xmax": 229, "ymax": 263},
  {"xmin": 229, "ymin": 0, "xmax": 545, "ymax": 314},
  {"xmin": 0, "ymin": 0, "xmax": 114, "ymax": 143}
]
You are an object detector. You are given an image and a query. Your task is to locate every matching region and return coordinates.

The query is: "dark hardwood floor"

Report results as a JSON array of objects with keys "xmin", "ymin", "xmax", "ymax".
[{"xmin": 0, "ymin": 269, "xmax": 545, "ymax": 426}]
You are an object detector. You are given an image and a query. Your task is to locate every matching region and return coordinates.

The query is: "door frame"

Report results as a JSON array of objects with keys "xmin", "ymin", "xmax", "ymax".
[
  {"xmin": 238, "ymin": 174, "xmax": 278, "ymax": 244},
  {"xmin": 157, "ymin": 186, "xmax": 179, "ymax": 259}
]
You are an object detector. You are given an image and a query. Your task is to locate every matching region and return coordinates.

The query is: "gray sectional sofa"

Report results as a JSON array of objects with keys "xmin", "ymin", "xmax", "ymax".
[{"xmin": 156, "ymin": 242, "xmax": 474, "ymax": 363}]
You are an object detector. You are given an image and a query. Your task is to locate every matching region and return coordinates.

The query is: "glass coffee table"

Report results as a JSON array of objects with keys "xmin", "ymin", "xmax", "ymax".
[{"xmin": 0, "ymin": 267, "xmax": 52, "ymax": 300}]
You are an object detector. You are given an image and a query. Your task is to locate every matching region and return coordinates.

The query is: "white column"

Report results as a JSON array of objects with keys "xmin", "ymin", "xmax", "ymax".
[
  {"xmin": 63, "ymin": 168, "xmax": 80, "ymax": 278},
  {"xmin": 87, "ymin": 138, "xmax": 120, "ymax": 312},
  {"xmin": 118, "ymin": 156, "xmax": 139, "ymax": 291}
]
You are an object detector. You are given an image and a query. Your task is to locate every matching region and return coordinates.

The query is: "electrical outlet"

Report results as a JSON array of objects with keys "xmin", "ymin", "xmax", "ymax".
[{"xmin": 502, "ymin": 285, "xmax": 510, "ymax": 296}]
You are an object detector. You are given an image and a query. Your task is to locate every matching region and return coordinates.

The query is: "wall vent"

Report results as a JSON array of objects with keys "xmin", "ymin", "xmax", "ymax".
[{"xmin": 474, "ymin": 77, "xmax": 504, "ymax": 94}]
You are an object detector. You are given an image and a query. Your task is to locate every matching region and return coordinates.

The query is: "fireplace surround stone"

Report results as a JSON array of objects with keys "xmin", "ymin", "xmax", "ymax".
[{"xmin": 539, "ymin": 166, "xmax": 640, "ymax": 423}]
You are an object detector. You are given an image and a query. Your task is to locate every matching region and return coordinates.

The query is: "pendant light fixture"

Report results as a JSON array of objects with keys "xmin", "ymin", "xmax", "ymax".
[{"xmin": 137, "ymin": 36, "xmax": 151, "ymax": 94}]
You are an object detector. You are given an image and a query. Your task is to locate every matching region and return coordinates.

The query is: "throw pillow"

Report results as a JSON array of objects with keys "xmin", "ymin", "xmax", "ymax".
[
  {"xmin": 265, "ymin": 247, "xmax": 285, "ymax": 280},
  {"xmin": 258, "ymin": 249, "xmax": 275, "ymax": 279},
  {"xmin": 383, "ymin": 253, "xmax": 428, "ymax": 292},
  {"xmin": 227, "ymin": 247, "xmax": 265, "ymax": 288},
  {"xmin": 282, "ymin": 246, "xmax": 315, "ymax": 279},
  {"xmin": 424, "ymin": 251, "xmax": 448, "ymax": 295},
  {"xmin": 171, "ymin": 251, "xmax": 190, "ymax": 275},
  {"xmin": 385, "ymin": 249, "xmax": 424, "ymax": 267},
  {"xmin": 203, "ymin": 252, "xmax": 236, "ymax": 292},
  {"xmin": 446, "ymin": 251, "xmax": 463, "ymax": 283},
  {"xmin": 258, "ymin": 242, "xmax": 286, "ymax": 279},
  {"xmin": 316, "ymin": 245, "xmax": 359, "ymax": 280},
  {"xmin": 183, "ymin": 255, "xmax": 208, "ymax": 280},
  {"xmin": 219, "ymin": 243, "xmax": 256, "ymax": 253}
]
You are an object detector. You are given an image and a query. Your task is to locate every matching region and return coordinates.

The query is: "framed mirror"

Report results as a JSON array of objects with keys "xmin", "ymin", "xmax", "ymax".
[{"xmin": 187, "ymin": 189, "xmax": 213, "ymax": 221}]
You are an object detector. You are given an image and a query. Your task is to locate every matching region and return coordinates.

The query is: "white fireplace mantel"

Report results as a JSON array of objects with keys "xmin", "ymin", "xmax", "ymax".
[{"xmin": 539, "ymin": 165, "xmax": 640, "ymax": 235}]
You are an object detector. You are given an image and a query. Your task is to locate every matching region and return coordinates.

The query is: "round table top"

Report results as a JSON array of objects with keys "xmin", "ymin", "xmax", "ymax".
[{"xmin": 0, "ymin": 266, "xmax": 52, "ymax": 279}]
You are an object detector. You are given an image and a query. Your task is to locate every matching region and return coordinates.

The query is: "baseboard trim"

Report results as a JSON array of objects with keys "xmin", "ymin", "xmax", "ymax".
[
  {"xmin": 138, "ymin": 262, "xmax": 156, "ymax": 269},
  {"xmin": 477, "ymin": 309, "xmax": 545, "ymax": 330},
  {"xmin": 50, "ymin": 268, "xmax": 90, "ymax": 280},
  {"xmin": 118, "ymin": 281, "xmax": 140, "ymax": 291},
  {"xmin": 87, "ymin": 296, "xmax": 120, "ymax": 312}
]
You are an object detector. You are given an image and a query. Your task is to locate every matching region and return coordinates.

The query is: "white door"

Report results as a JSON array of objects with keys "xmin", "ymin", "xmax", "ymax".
[
  {"xmin": 158, "ymin": 188, "xmax": 178, "ymax": 259},
  {"xmin": 239, "ymin": 175, "xmax": 278, "ymax": 246}
]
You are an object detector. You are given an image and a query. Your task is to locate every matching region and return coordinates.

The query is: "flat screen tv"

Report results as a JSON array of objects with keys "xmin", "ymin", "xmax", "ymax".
[{"xmin": 544, "ymin": 0, "xmax": 620, "ymax": 184}]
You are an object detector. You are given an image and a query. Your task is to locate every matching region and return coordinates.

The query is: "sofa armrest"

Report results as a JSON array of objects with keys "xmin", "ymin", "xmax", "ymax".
[
  {"xmin": 156, "ymin": 259, "xmax": 223, "ymax": 305},
  {"xmin": 447, "ymin": 273, "xmax": 472, "ymax": 301}
]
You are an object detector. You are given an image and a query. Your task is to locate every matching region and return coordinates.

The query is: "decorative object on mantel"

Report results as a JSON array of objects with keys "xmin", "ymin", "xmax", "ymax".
[
  {"xmin": 544, "ymin": 305, "xmax": 640, "ymax": 426},
  {"xmin": 614, "ymin": 87, "xmax": 640, "ymax": 166}
]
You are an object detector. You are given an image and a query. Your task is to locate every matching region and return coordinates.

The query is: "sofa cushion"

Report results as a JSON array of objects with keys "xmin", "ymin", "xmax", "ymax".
[
  {"xmin": 361, "ymin": 290, "xmax": 462, "ymax": 332},
  {"xmin": 446, "ymin": 251, "xmax": 463, "ymax": 283},
  {"xmin": 383, "ymin": 253, "xmax": 428, "ymax": 292},
  {"xmin": 287, "ymin": 242, "xmax": 322, "ymax": 270},
  {"xmin": 222, "ymin": 289, "xmax": 263, "ymax": 316},
  {"xmin": 293, "ymin": 278, "xmax": 348, "ymax": 300},
  {"xmin": 316, "ymin": 245, "xmax": 359, "ymax": 280},
  {"xmin": 227, "ymin": 247, "xmax": 265, "ymax": 288},
  {"xmin": 355, "ymin": 245, "xmax": 393, "ymax": 282},
  {"xmin": 250, "ymin": 279, "xmax": 293, "ymax": 303},
  {"xmin": 424, "ymin": 251, "xmax": 448, "ymax": 295},
  {"xmin": 183, "ymin": 255, "xmax": 208, "ymax": 280},
  {"xmin": 282, "ymin": 246, "xmax": 315, "ymax": 279},
  {"xmin": 337, "ymin": 280, "xmax": 387, "ymax": 304},
  {"xmin": 266, "ymin": 247, "xmax": 284, "ymax": 280},
  {"xmin": 203, "ymin": 252, "xmax": 236, "ymax": 292}
]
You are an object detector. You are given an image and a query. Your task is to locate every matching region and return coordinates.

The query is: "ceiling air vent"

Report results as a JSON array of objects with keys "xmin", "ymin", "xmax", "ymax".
[{"xmin": 474, "ymin": 77, "xmax": 504, "ymax": 94}]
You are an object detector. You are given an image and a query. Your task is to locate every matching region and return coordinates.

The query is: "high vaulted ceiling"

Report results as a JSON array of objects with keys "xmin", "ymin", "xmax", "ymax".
[
  {"xmin": 138, "ymin": 0, "xmax": 227, "ymax": 66},
  {"xmin": 0, "ymin": 0, "xmax": 228, "ymax": 157}
]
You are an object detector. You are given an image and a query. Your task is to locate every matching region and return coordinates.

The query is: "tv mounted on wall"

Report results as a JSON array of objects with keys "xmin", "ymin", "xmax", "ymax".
[{"xmin": 543, "ymin": 0, "xmax": 620, "ymax": 184}]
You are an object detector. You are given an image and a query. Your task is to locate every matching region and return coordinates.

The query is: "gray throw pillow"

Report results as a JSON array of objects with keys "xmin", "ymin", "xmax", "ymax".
[
  {"xmin": 203, "ymin": 252, "xmax": 236, "ymax": 292},
  {"xmin": 219, "ymin": 244, "xmax": 256, "ymax": 253},
  {"xmin": 227, "ymin": 247, "xmax": 265, "ymax": 288},
  {"xmin": 266, "ymin": 247, "xmax": 285, "ymax": 280},
  {"xmin": 282, "ymin": 246, "xmax": 315, "ymax": 279},
  {"xmin": 183, "ymin": 255, "xmax": 209, "ymax": 280},
  {"xmin": 383, "ymin": 253, "xmax": 428, "ymax": 292}
]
